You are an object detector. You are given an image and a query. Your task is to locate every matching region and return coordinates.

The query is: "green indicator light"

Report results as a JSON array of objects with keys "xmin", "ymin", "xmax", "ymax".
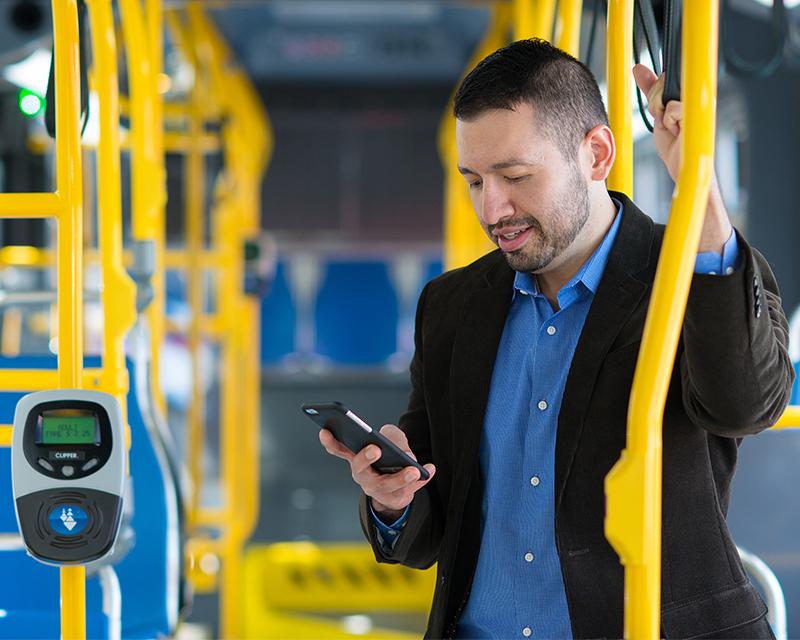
[{"xmin": 18, "ymin": 89, "xmax": 44, "ymax": 118}]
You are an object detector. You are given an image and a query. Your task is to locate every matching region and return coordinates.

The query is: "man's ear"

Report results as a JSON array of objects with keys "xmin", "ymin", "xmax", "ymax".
[{"xmin": 582, "ymin": 124, "xmax": 615, "ymax": 182}]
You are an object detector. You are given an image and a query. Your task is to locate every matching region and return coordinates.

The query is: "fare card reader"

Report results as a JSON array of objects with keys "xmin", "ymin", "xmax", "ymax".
[{"xmin": 11, "ymin": 389, "xmax": 126, "ymax": 565}]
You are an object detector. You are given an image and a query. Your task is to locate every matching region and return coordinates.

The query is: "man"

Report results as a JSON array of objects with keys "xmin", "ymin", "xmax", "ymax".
[{"xmin": 320, "ymin": 39, "xmax": 793, "ymax": 639}]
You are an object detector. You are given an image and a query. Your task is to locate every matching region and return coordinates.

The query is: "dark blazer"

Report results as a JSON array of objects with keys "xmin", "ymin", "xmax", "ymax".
[{"xmin": 359, "ymin": 193, "xmax": 794, "ymax": 639}]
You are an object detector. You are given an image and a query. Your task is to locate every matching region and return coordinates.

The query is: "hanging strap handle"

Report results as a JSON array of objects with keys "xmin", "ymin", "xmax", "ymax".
[
  {"xmin": 633, "ymin": 0, "xmax": 662, "ymax": 132},
  {"xmin": 662, "ymin": 0, "xmax": 683, "ymax": 105},
  {"xmin": 44, "ymin": 0, "xmax": 90, "ymax": 139}
]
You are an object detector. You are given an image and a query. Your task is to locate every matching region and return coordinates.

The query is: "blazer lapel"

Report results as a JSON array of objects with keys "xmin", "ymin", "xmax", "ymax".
[
  {"xmin": 450, "ymin": 255, "xmax": 515, "ymax": 483},
  {"xmin": 554, "ymin": 196, "xmax": 656, "ymax": 513}
]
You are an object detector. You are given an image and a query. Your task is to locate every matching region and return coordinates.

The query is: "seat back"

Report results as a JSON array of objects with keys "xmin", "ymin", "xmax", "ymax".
[{"xmin": 315, "ymin": 260, "xmax": 398, "ymax": 365}]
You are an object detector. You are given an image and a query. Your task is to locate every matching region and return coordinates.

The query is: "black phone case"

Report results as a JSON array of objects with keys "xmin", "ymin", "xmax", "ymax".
[{"xmin": 302, "ymin": 402, "xmax": 430, "ymax": 480}]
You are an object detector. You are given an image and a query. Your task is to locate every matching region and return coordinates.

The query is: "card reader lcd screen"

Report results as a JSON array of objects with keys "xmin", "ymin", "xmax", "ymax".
[{"xmin": 40, "ymin": 415, "xmax": 97, "ymax": 444}]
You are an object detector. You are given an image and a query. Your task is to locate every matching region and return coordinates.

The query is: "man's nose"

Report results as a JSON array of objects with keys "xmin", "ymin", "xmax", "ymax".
[{"xmin": 480, "ymin": 184, "xmax": 515, "ymax": 227}]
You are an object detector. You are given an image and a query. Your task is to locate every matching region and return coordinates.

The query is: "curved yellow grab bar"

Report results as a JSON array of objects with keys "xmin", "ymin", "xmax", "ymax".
[{"xmin": 605, "ymin": 2, "xmax": 720, "ymax": 639}]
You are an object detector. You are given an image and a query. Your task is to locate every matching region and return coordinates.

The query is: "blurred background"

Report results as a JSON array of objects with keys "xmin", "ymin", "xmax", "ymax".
[{"xmin": 1, "ymin": 0, "xmax": 800, "ymax": 638}]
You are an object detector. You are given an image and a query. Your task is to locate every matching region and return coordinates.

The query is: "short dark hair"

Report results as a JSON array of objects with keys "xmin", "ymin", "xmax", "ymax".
[{"xmin": 453, "ymin": 39, "xmax": 609, "ymax": 159}]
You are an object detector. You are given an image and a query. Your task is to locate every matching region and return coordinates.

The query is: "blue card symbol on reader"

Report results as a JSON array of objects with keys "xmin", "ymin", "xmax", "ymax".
[{"xmin": 48, "ymin": 505, "xmax": 88, "ymax": 536}]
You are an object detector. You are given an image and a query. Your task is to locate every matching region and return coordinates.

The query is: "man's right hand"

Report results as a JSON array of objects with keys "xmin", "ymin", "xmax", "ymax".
[{"xmin": 319, "ymin": 424, "xmax": 436, "ymax": 522}]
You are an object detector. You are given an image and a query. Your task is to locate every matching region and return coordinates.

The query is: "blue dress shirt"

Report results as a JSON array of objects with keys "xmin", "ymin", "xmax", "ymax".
[{"xmin": 372, "ymin": 202, "xmax": 740, "ymax": 639}]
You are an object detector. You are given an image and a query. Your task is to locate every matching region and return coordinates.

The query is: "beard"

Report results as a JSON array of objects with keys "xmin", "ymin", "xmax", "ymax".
[{"xmin": 494, "ymin": 164, "xmax": 591, "ymax": 273}]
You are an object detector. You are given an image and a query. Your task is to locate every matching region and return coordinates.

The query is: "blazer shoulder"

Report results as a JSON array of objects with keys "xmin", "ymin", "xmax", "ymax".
[
  {"xmin": 419, "ymin": 250, "xmax": 509, "ymax": 325},
  {"xmin": 426, "ymin": 250, "xmax": 506, "ymax": 296}
]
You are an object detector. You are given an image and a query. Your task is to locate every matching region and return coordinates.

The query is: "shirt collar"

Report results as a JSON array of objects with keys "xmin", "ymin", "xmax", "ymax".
[{"xmin": 512, "ymin": 198, "xmax": 623, "ymax": 302}]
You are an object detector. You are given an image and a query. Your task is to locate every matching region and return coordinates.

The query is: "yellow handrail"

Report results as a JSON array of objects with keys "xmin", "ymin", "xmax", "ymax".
[
  {"xmin": 55, "ymin": 0, "xmax": 86, "ymax": 636},
  {"xmin": 119, "ymin": 0, "xmax": 169, "ymax": 423},
  {"xmin": 86, "ymin": 0, "xmax": 137, "ymax": 406},
  {"xmin": 182, "ymin": 6, "xmax": 272, "ymax": 635},
  {"xmin": 606, "ymin": 0, "xmax": 634, "ymax": 195},
  {"xmin": 773, "ymin": 405, "xmax": 800, "ymax": 429},
  {"xmin": 0, "ymin": 193, "xmax": 63, "ymax": 217},
  {"xmin": 145, "ymin": 0, "xmax": 169, "ymax": 421},
  {"xmin": 605, "ymin": 3, "xmax": 720, "ymax": 639},
  {"xmin": 166, "ymin": 7, "xmax": 208, "ymax": 527},
  {"xmin": 514, "ymin": 0, "xmax": 557, "ymax": 41},
  {"xmin": 440, "ymin": 2, "xmax": 511, "ymax": 270},
  {"xmin": 119, "ymin": 0, "xmax": 160, "ymax": 241},
  {"xmin": 555, "ymin": 0, "xmax": 584, "ymax": 57}
]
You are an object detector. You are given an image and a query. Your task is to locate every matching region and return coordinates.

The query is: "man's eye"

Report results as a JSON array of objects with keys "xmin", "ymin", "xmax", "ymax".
[
  {"xmin": 506, "ymin": 175, "xmax": 529, "ymax": 183},
  {"xmin": 469, "ymin": 180, "xmax": 483, "ymax": 189}
]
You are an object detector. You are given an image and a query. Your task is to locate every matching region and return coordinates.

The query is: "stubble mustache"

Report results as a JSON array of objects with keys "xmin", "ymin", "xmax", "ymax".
[{"xmin": 488, "ymin": 215, "xmax": 543, "ymax": 238}]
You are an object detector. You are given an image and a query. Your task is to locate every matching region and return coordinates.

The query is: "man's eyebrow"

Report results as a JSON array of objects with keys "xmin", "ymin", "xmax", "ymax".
[
  {"xmin": 490, "ymin": 159, "xmax": 538, "ymax": 170},
  {"xmin": 457, "ymin": 160, "xmax": 538, "ymax": 175}
]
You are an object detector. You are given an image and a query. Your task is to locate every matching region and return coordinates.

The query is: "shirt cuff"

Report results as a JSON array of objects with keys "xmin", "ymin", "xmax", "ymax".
[
  {"xmin": 694, "ymin": 229, "xmax": 741, "ymax": 276},
  {"xmin": 369, "ymin": 501, "xmax": 410, "ymax": 551}
]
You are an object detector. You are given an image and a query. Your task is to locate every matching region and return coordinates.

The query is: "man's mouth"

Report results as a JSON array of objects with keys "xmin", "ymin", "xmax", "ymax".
[{"xmin": 495, "ymin": 226, "xmax": 533, "ymax": 252}]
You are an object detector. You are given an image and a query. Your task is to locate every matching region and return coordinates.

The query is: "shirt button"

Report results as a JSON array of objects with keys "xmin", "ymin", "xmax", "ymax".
[
  {"xmin": 530, "ymin": 475, "xmax": 540, "ymax": 486},
  {"xmin": 537, "ymin": 400, "xmax": 548, "ymax": 411},
  {"xmin": 725, "ymin": 266, "xmax": 734, "ymax": 275},
  {"xmin": 523, "ymin": 627, "xmax": 532, "ymax": 637},
  {"xmin": 524, "ymin": 552, "xmax": 534, "ymax": 562},
  {"xmin": 546, "ymin": 325, "xmax": 556, "ymax": 336},
  {"xmin": 709, "ymin": 271, "xmax": 717, "ymax": 275}
]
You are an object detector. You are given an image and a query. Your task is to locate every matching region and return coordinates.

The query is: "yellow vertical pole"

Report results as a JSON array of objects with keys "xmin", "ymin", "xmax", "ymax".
[
  {"xmin": 186, "ymin": 63, "xmax": 206, "ymax": 527},
  {"xmin": 556, "ymin": 0, "xmax": 584, "ymax": 57},
  {"xmin": 220, "ymin": 204, "xmax": 244, "ymax": 638},
  {"xmin": 605, "ymin": 2, "xmax": 720, "ymax": 639},
  {"xmin": 119, "ymin": 0, "xmax": 159, "ymax": 241},
  {"xmin": 242, "ymin": 298, "xmax": 260, "ymax": 537},
  {"xmin": 119, "ymin": 0, "xmax": 168, "ymax": 420},
  {"xmin": 441, "ymin": 2, "xmax": 511, "ymax": 271},
  {"xmin": 185, "ymin": 7, "xmax": 273, "ymax": 635},
  {"xmin": 515, "ymin": 0, "xmax": 557, "ymax": 41},
  {"xmin": 53, "ymin": 0, "xmax": 86, "ymax": 636},
  {"xmin": 514, "ymin": 0, "xmax": 535, "ymax": 40},
  {"xmin": 145, "ymin": 0, "xmax": 168, "ymax": 420},
  {"xmin": 165, "ymin": 8, "xmax": 208, "ymax": 529},
  {"xmin": 606, "ymin": 0, "xmax": 634, "ymax": 195},
  {"xmin": 532, "ymin": 0, "xmax": 558, "ymax": 40},
  {"xmin": 86, "ymin": 0, "xmax": 137, "ymax": 408}
]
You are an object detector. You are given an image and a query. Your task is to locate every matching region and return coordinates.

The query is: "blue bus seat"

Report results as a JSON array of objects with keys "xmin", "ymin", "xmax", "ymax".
[
  {"xmin": 0, "ymin": 548, "xmax": 112, "ymax": 639},
  {"xmin": 261, "ymin": 260, "xmax": 296, "ymax": 365},
  {"xmin": 114, "ymin": 357, "xmax": 181, "ymax": 638},
  {"xmin": 314, "ymin": 260, "xmax": 398, "ymax": 365},
  {"xmin": 0, "ymin": 354, "xmax": 180, "ymax": 638}
]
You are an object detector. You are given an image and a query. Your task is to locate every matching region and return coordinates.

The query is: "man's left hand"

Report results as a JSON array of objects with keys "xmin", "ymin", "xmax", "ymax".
[{"xmin": 632, "ymin": 64, "xmax": 733, "ymax": 255}]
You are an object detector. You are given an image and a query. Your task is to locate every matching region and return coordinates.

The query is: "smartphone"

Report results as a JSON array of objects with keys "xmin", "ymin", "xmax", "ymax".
[{"xmin": 302, "ymin": 401, "xmax": 430, "ymax": 480}]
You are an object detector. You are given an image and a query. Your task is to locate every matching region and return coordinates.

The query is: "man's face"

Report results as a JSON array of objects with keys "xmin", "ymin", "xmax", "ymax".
[{"xmin": 456, "ymin": 103, "xmax": 591, "ymax": 274}]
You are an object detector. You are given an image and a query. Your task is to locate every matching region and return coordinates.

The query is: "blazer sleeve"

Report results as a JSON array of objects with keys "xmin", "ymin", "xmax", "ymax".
[
  {"xmin": 358, "ymin": 282, "xmax": 445, "ymax": 569},
  {"xmin": 680, "ymin": 232, "xmax": 795, "ymax": 436}
]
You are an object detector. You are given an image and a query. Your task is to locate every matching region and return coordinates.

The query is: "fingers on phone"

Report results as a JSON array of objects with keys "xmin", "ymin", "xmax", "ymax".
[
  {"xmin": 379, "ymin": 424, "xmax": 408, "ymax": 446},
  {"xmin": 319, "ymin": 429, "xmax": 353, "ymax": 460},
  {"xmin": 351, "ymin": 445, "xmax": 382, "ymax": 480}
]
